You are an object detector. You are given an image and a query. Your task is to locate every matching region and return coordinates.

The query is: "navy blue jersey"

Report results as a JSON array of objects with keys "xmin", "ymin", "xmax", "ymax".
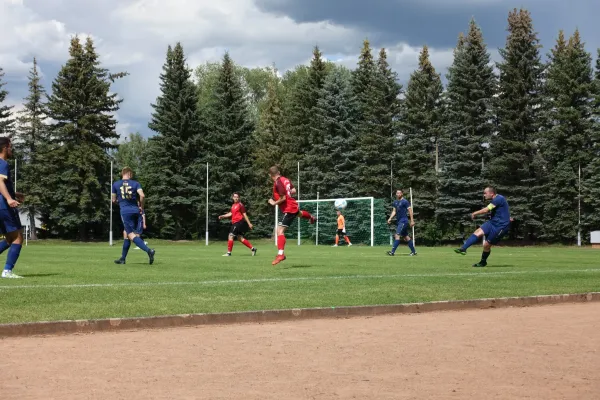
[
  {"xmin": 392, "ymin": 198, "xmax": 411, "ymax": 223},
  {"xmin": 489, "ymin": 194, "xmax": 510, "ymax": 227},
  {"xmin": 112, "ymin": 179, "xmax": 142, "ymax": 214},
  {"xmin": 0, "ymin": 159, "xmax": 16, "ymax": 210}
]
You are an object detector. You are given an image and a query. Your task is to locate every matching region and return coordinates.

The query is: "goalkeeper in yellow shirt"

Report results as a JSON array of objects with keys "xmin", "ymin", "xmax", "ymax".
[{"xmin": 333, "ymin": 210, "xmax": 352, "ymax": 247}]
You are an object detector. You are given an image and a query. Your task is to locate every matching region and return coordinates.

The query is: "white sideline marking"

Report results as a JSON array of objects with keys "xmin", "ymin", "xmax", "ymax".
[{"xmin": 1, "ymin": 268, "xmax": 599, "ymax": 290}]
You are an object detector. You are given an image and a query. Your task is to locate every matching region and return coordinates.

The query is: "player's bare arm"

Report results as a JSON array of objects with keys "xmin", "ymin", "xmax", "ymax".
[
  {"xmin": 269, "ymin": 195, "xmax": 286, "ymax": 206},
  {"xmin": 471, "ymin": 204, "xmax": 494, "ymax": 220},
  {"xmin": 243, "ymin": 213, "xmax": 253, "ymax": 230},
  {"xmin": 137, "ymin": 189, "xmax": 145, "ymax": 210},
  {"xmin": 219, "ymin": 212, "xmax": 232, "ymax": 220},
  {"xmin": 111, "ymin": 193, "xmax": 117, "ymax": 203},
  {"xmin": 408, "ymin": 207, "xmax": 415, "ymax": 227},
  {"xmin": 387, "ymin": 208, "xmax": 396, "ymax": 224},
  {"xmin": 0, "ymin": 178, "xmax": 18, "ymax": 208}
]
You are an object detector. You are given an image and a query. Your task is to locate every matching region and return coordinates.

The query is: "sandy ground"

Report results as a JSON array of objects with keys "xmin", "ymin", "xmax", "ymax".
[{"xmin": 1, "ymin": 303, "xmax": 599, "ymax": 400}]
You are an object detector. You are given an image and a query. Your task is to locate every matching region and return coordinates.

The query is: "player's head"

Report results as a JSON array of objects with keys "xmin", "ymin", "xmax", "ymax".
[
  {"xmin": 232, "ymin": 192, "xmax": 240, "ymax": 203},
  {"xmin": 0, "ymin": 137, "xmax": 13, "ymax": 158},
  {"xmin": 336, "ymin": 210, "xmax": 341, "ymax": 216},
  {"xmin": 268, "ymin": 165, "xmax": 281, "ymax": 181},
  {"xmin": 121, "ymin": 167, "xmax": 134, "ymax": 179},
  {"xmin": 396, "ymin": 189, "xmax": 403, "ymax": 199},
  {"xmin": 483, "ymin": 186, "xmax": 496, "ymax": 200}
]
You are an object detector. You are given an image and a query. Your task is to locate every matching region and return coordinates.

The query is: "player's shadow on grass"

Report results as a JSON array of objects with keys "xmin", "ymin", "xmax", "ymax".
[
  {"xmin": 20, "ymin": 273, "xmax": 61, "ymax": 277},
  {"xmin": 282, "ymin": 264, "xmax": 313, "ymax": 269},
  {"xmin": 486, "ymin": 264, "xmax": 514, "ymax": 268}
]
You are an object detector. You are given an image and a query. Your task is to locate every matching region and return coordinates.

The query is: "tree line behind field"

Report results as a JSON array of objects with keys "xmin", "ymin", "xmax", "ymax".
[{"xmin": 1, "ymin": 9, "xmax": 599, "ymax": 244}]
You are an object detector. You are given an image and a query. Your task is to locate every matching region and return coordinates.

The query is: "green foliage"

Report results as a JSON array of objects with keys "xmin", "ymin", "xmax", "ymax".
[
  {"xmin": 113, "ymin": 133, "xmax": 148, "ymax": 180},
  {"xmin": 0, "ymin": 66, "xmax": 15, "ymax": 136},
  {"xmin": 43, "ymin": 37, "xmax": 127, "ymax": 240},
  {"xmin": 15, "ymin": 58, "xmax": 48, "ymax": 240},
  {"xmin": 146, "ymin": 43, "xmax": 203, "ymax": 239},
  {"xmin": 398, "ymin": 45, "xmax": 443, "ymax": 228},
  {"xmin": 540, "ymin": 30, "xmax": 595, "ymax": 242},
  {"xmin": 438, "ymin": 21, "xmax": 496, "ymax": 238},
  {"xmin": 487, "ymin": 9, "xmax": 546, "ymax": 241}
]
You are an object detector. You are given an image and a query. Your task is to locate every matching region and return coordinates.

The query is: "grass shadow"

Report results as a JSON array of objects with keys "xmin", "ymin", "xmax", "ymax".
[{"xmin": 19, "ymin": 273, "xmax": 61, "ymax": 277}]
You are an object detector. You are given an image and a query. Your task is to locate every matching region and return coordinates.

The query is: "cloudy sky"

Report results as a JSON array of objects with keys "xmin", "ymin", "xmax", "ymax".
[{"xmin": 1, "ymin": 0, "xmax": 599, "ymax": 138}]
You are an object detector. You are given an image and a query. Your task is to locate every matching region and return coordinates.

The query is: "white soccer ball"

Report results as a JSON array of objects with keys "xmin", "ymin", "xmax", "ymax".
[{"xmin": 334, "ymin": 198, "xmax": 347, "ymax": 210}]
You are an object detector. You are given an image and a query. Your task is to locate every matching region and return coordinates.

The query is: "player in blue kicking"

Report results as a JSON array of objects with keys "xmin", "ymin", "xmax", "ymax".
[
  {"xmin": 0, "ymin": 137, "xmax": 25, "ymax": 279},
  {"xmin": 386, "ymin": 189, "xmax": 416, "ymax": 256},
  {"xmin": 112, "ymin": 167, "xmax": 155, "ymax": 265},
  {"xmin": 455, "ymin": 186, "xmax": 511, "ymax": 267}
]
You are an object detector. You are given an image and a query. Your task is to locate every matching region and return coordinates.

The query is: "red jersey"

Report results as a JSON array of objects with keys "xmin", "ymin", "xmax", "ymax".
[
  {"xmin": 231, "ymin": 202, "xmax": 246, "ymax": 224},
  {"xmin": 273, "ymin": 176, "xmax": 299, "ymax": 214}
]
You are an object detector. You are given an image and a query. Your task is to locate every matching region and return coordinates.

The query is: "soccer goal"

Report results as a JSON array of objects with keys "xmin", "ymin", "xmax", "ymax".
[{"xmin": 274, "ymin": 197, "xmax": 375, "ymax": 246}]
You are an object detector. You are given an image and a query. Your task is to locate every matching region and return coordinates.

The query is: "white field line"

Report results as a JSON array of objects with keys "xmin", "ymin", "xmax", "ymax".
[{"xmin": 1, "ymin": 268, "xmax": 599, "ymax": 290}]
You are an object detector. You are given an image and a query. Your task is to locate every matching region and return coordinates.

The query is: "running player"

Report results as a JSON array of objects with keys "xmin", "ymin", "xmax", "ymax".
[
  {"xmin": 0, "ymin": 137, "xmax": 25, "ymax": 278},
  {"xmin": 112, "ymin": 167, "xmax": 155, "ymax": 265},
  {"xmin": 454, "ymin": 186, "xmax": 511, "ymax": 267},
  {"xmin": 218, "ymin": 192, "xmax": 257, "ymax": 257},
  {"xmin": 387, "ymin": 189, "xmax": 416, "ymax": 256},
  {"xmin": 268, "ymin": 166, "xmax": 316, "ymax": 265},
  {"xmin": 333, "ymin": 210, "xmax": 352, "ymax": 247}
]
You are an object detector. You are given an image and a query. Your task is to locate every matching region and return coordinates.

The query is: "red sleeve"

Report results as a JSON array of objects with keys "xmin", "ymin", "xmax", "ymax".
[
  {"xmin": 275, "ymin": 179, "xmax": 286, "ymax": 196},
  {"xmin": 239, "ymin": 204, "xmax": 246, "ymax": 214}
]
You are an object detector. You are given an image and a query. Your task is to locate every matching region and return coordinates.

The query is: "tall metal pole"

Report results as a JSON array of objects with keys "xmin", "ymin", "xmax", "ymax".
[
  {"xmin": 206, "ymin": 162, "xmax": 209, "ymax": 246},
  {"xmin": 109, "ymin": 160, "xmax": 113, "ymax": 246},
  {"xmin": 14, "ymin": 158, "xmax": 17, "ymax": 192},
  {"xmin": 315, "ymin": 191, "xmax": 319, "ymax": 245},
  {"xmin": 410, "ymin": 187, "xmax": 415, "ymax": 245},
  {"xmin": 578, "ymin": 163, "xmax": 581, "ymax": 247},
  {"xmin": 298, "ymin": 161, "xmax": 301, "ymax": 246}
]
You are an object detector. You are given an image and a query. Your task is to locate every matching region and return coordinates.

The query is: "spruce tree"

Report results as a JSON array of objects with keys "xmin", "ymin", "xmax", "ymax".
[
  {"xmin": 146, "ymin": 43, "xmax": 202, "ymax": 239},
  {"xmin": 15, "ymin": 58, "xmax": 48, "ymax": 240},
  {"xmin": 44, "ymin": 37, "xmax": 127, "ymax": 239},
  {"xmin": 308, "ymin": 65, "xmax": 357, "ymax": 198},
  {"xmin": 437, "ymin": 20, "xmax": 496, "ymax": 238},
  {"xmin": 487, "ymin": 9, "xmax": 545, "ymax": 241},
  {"xmin": 0, "ymin": 66, "xmax": 14, "ymax": 136},
  {"xmin": 541, "ymin": 30, "xmax": 595, "ymax": 242},
  {"xmin": 281, "ymin": 47, "xmax": 328, "ymax": 196},
  {"xmin": 203, "ymin": 52, "xmax": 255, "ymax": 238},
  {"xmin": 582, "ymin": 49, "xmax": 600, "ymax": 233},
  {"xmin": 397, "ymin": 45, "xmax": 443, "ymax": 240}
]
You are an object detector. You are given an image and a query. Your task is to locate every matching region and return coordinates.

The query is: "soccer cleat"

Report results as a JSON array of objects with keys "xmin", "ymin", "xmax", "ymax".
[
  {"xmin": 272, "ymin": 254, "xmax": 286, "ymax": 265},
  {"xmin": 454, "ymin": 248, "xmax": 466, "ymax": 255},
  {"xmin": 223, "ymin": 252, "xmax": 231, "ymax": 257},
  {"xmin": 332, "ymin": 244, "xmax": 338, "ymax": 247},
  {"xmin": 1, "ymin": 270, "xmax": 22, "ymax": 279},
  {"xmin": 148, "ymin": 249, "xmax": 156, "ymax": 265},
  {"xmin": 114, "ymin": 258, "xmax": 126, "ymax": 265},
  {"xmin": 472, "ymin": 262, "xmax": 487, "ymax": 268},
  {"xmin": 409, "ymin": 252, "xmax": 417, "ymax": 256},
  {"xmin": 386, "ymin": 251, "xmax": 395, "ymax": 256},
  {"xmin": 251, "ymin": 248, "xmax": 257, "ymax": 256},
  {"xmin": 348, "ymin": 243, "xmax": 352, "ymax": 247}
]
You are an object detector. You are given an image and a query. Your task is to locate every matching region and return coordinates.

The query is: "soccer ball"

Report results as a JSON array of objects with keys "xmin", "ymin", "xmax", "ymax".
[{"xmin": 334, "ymin": 199, "xmax": 347, "ymax": 210}]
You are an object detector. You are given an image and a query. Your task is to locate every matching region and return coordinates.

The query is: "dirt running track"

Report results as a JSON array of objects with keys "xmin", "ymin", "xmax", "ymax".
[{"xmin": 1, "ymin": 303, "xmax": 599, "ymax": 399}]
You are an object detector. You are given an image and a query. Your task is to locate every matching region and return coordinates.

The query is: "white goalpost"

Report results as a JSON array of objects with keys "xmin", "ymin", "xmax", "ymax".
[{"xmin": 274, "ymin": 196, "xmax": 375, "ymax": 246}]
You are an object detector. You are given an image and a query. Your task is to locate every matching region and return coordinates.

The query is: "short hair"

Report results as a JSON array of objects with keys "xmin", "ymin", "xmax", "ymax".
[
  {"xmin": 122, "ymin": 167, "xmax": 134, "ymax": 177},
  {"xmin": 233, "ymin": 192, "xmax": 240, "ymax": 196},
  {"xmin": 0, "ymin": 137, "xmax": 11, "ymax": 151},
  {"xmin": 268, "ymin": 166, "xmax": 280, "ymax": 176},
  {"xmin": 485, "ymin": 186, "xmax": 496, "ymax": 194},
  {"xmin": 396, "ymin": 189, "xmax": 403, "ymax": 193}
]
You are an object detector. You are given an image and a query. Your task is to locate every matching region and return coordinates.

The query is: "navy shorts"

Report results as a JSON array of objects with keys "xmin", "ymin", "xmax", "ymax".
[
  {"xmin": 0, "ymin": 208, "xmax": 22, "ymax": 235},
  {"xmin": 122, "ymin": 213, "xmax": 143, "ymax": 235},
  {"xmin": 396, "ymin": 221, "xmax": 410, "ymax": 237},
  {"xmin": 481, "ymin": 222, "xmax": 509, "ymax": 245}
]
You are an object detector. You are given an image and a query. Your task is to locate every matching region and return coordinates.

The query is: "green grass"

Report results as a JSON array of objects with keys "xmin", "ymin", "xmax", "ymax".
[{"xmin": 0, "ymin": 240, "xmax": 599, "ymax": 324}]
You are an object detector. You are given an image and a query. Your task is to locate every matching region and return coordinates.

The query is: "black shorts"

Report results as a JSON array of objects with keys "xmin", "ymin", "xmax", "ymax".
[
  {"xmin": 229, "ymin": 221, "xmax": 248, "ymax": 237},
  {"xmin": 279, "ymin": 211, "xmax": 299, "ymax": 228},
  {"xmin": 336, "ymin": 229, "xmax": 346, "ymax": 236}
]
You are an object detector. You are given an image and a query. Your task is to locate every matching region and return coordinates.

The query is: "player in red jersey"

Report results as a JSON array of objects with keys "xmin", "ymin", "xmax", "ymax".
[
  {"xmin": 268, "ymin": 166, "xmax": 316, "ymax": 265},
  {"xmin": 218, "ymin": 192, "xmax": 256, "ymax": 257}
]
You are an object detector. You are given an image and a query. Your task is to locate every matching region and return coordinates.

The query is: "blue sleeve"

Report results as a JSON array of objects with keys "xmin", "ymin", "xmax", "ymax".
[
  {"xmin": 491, "ymin": 196, "xmax": 503, "ymax": 208},
  {"xmin": 0, "ymin": 161, "xmax": 9, "ymax": 178},
  {"xmin": 134, "ymin": 181, "xmax": 141, "ymax": 191}
]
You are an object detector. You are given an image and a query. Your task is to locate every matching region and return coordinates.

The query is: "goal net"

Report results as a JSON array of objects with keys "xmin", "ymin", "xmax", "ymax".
[{"xmin": 274, "ymin": 197, "xmax": 392, "ymax": 246}]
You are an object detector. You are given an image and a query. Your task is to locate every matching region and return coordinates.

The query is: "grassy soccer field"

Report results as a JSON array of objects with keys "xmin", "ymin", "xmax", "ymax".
[{"xmin": 0, "ymin": 240, "xmax": 599, "ymax": 324}]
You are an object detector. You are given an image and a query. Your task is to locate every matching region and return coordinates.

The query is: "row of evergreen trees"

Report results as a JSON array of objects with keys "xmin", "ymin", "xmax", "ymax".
[{"xmin": 1, "ymin": 9, "xmax": 599, "ymax": 243}]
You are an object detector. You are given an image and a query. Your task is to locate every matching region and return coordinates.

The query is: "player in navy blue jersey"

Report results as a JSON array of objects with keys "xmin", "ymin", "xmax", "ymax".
[
  {"xmin": 0, "ymin": 137, "xmax": 25, "ymax": 279},
  {"xmin": 455, "ymin": 186, "xmax": 511, "ymax": 267},
  {"xmin": 112, "ymin": 167, "xmax": 155, "ymax": 265},
  {"xmin": 386, "ymin": 189, "xmax": 416, "ymax": 256}
]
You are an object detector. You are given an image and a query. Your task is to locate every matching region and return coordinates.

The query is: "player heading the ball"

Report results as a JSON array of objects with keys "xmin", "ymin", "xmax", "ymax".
[{"xmin": 267, "ymin": 166, "xmax": 316, "ymax": 266}]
